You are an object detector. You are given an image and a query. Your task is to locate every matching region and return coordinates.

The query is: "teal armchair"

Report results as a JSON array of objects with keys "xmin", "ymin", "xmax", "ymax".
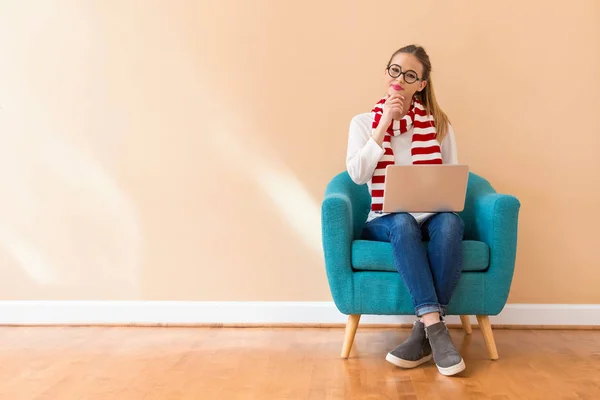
[{"xmin": 321, "ymin": 171, "xmax": 521, "ymax": 360}]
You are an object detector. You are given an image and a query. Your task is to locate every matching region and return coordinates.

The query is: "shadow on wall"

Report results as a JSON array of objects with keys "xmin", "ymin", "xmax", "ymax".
[
  {"xmin": 151, "ymin": 3, "xmax": 324, "ymax": 258},
  {"xmin": 0, "ymin": 2, "xmax": 143, "ymax": 298},
  {"xmin": 0, "ymin": 113, "xmax": 143, "ymax": 298},
  {"xmin": 0, "ymin": 1, "xmax": 324, "ymax": 301},
  {"xmin": 205, "ymin": 118, "xmax": 323, "ymax": 256}
]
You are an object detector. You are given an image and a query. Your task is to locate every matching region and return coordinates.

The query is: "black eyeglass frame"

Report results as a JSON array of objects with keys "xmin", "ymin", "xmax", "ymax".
[{"xmin": 386, "ymin": 64, "xmax": 423, "ymax": 84}]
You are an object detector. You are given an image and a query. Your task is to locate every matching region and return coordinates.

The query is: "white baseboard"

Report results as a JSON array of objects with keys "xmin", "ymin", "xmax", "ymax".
[{"xmin": 0, "ymin": 301, "xmax": 598, "ymax": 326}]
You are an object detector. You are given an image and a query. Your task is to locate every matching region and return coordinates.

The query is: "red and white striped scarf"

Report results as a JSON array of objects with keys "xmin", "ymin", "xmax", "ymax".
[{"xmin": 370, "ymin": 96, "xmax": 442, "ymax": 212}]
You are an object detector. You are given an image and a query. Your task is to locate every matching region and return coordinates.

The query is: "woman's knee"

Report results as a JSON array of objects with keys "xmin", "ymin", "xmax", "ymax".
[
  {"xmin": 433, "ymin": 213, "xmax": 464, "ymax": 236},
  {"xmin": 389, "ymin": 213, "xmax": 420, "ymax": 237}
]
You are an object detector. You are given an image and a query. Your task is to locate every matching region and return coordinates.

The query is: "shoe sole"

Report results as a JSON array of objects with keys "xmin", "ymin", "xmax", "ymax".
[
  {"xmin": 436, "ymin": 359, "xmax": 466, "ymax": 376},
  {"xmin": 385, "ymin": 352, "xmax": 433, "ymax": 369}
]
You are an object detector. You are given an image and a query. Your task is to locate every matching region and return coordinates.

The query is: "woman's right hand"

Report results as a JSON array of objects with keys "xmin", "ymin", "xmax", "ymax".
[
  {"xmin": 372, "ymin": 93, "xmax": 405, "ymax": 148},
  {"xmin": 381, "ymin": 94, "xmax": 405, "ymax": 125}
]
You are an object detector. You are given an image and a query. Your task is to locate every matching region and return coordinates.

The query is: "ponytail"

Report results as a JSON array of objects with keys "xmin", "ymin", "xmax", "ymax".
[{"xmin": 421, "ymin": 76, "xmax": 449, "ymax": 143}]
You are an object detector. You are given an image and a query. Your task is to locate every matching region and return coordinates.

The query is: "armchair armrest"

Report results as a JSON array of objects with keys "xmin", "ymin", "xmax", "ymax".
[
  {"xmin": 321, "ymin": 176, "xmax": 357, "ymax": 314},
  {"xmin": 471, "ymin": 189, "xmax": 521, "ymax": 313}
]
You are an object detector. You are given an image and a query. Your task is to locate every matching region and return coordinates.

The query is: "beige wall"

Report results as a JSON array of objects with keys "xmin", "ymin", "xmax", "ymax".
[{"xmin": 0, "ymin": 1, "xmax": 598, "ymax": 303}]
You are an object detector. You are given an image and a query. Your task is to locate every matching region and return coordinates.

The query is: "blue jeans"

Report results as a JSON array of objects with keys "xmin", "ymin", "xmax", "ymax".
[{"xmin": 361, "ymin": 212, "xmax": 464, "ymax": 317}]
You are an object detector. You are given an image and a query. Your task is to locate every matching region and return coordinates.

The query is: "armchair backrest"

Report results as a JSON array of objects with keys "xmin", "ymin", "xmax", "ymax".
[{"xmin": 458, "ymin": 173, "xmax": 496, "ymax": 240}]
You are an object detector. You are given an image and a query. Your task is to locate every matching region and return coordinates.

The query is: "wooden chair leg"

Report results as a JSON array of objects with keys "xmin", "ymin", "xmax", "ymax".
[
  {"xmin": 476, "ymin": 315, "xmax": 499, "ymax": 360},
  {"xmin": 341, "ymin": 314, "xmax": 361, "ymax": 358},
  {"xmin": 460, "ymin": 315, "xmax": 472, "ymax": 334}
]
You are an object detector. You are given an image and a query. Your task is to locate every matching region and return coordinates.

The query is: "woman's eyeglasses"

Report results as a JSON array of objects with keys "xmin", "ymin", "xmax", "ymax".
[{"xmin": 387, "ymin": 64, "xmax": 421, "ymax": 84}]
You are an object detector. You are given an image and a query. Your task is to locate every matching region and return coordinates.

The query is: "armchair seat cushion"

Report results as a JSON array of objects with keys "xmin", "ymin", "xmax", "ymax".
[{"xmin": 351, "ymin": 240, "xmax": 490, "ymax": 272}]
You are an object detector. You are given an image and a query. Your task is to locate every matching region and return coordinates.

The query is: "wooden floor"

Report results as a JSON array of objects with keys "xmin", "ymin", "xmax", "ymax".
[{"xmin": 1, "ymin": 326, "xmax": 599, "ymax": 399}]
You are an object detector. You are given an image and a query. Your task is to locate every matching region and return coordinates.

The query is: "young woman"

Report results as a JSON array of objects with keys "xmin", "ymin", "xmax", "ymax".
[{"xmin": 345, "ymin": 45, "xmax": 466, "ymax": 376}]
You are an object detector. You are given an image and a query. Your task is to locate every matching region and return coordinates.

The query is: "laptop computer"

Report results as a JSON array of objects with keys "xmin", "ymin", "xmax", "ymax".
[{"xmin": 382, "ymin": 164, "xmax": 469, "ymax": 213}]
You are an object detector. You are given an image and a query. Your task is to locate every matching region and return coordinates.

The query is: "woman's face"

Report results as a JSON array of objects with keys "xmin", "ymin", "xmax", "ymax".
[{"xmin": 384, "ymin": 53, "xmax": 427, "ymax": 100}]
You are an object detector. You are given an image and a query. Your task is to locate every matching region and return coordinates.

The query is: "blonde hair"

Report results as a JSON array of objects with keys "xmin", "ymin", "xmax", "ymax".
[{"xmin": 387, "ymin": 45, "xmax": 450, "ymax": 143}]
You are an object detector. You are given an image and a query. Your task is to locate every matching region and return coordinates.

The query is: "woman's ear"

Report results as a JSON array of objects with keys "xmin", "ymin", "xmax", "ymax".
[{"xmin": 417, "ymin": 80, "xmax": 427, "ymax": 92}]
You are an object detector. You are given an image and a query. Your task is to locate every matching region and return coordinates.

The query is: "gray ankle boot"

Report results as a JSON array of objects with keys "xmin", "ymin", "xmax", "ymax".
[
  {"xmin": 425, "ymin": 321, "xmax": 466, "ymax": 376},
  {"xmin": 385, "ymin": 321, "xmax": 433, "ymax": 368}
]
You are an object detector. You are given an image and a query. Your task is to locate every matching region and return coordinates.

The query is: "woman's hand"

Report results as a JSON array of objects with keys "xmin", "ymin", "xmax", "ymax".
[
  {"xmin": 381, "ymin": 94, "xmax": 405, "ymax": 125},
  {"xmin": 372, "ymin": 93, "xmax": 406, "ymax": 148}
]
